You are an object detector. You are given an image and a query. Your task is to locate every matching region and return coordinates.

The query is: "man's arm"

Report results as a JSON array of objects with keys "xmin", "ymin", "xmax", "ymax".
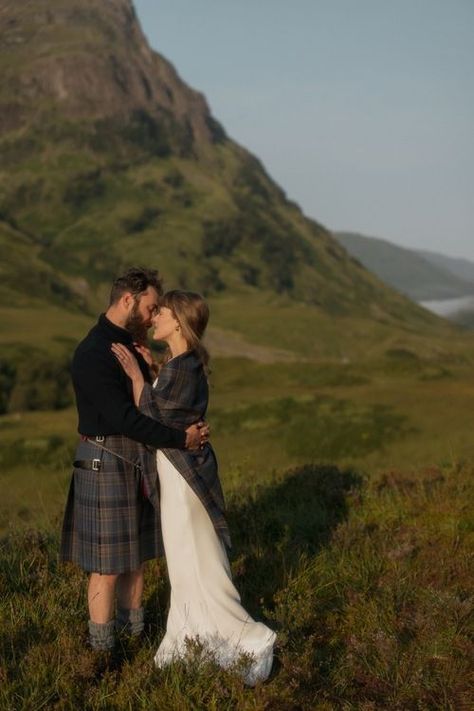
[{"xmin": 73, "ymin": 346, "xmax": 186, "ymax": 449}]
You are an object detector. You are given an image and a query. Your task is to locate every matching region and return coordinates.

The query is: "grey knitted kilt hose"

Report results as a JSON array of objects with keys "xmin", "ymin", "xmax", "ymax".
[{"xmin": 60, "ymin": 435, "xmax": 163, "ymax": 574}]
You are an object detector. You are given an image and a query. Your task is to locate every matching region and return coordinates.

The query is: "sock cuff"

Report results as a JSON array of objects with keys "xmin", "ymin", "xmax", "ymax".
[
  {"xmin": 88, "ymin": 619, "xmax": 115, "ymax": 650},
  {"xmin": 116, "ymin": 606, "xmax": 144, "ymax": 636},
  {"xmin": 117, "ymin": 606, "xmax": 144, "ymax": 624}
]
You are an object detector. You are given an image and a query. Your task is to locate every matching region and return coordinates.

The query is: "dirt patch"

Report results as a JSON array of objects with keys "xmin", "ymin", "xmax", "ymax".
[{"xmin": 205, "ymin": 327, "xmax": 300, "ymax": 363}]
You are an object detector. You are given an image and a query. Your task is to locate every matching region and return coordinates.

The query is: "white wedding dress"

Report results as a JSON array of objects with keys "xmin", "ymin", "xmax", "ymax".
[{"xmin": 154, "ymin": 450, "xmax": 276, "ymax": 685}]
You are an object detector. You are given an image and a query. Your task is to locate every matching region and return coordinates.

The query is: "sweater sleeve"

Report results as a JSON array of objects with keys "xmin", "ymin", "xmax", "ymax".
[{"xmin": 72, "ymin": 345, "xmax": 186, "ymax": 449}]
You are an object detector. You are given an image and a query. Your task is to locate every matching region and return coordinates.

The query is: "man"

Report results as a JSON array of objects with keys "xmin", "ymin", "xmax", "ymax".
[{"xmin": 60, "ymin": 267, "xmax": 207, "ymax": 651}]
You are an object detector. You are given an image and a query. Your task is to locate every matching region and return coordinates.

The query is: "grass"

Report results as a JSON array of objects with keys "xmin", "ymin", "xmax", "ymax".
[
  {"xmin": 1, "ymin": 344, "xmax": 474, "ymax": 709},
  {"xmin": 3, "ymin": 356, "xmax": 474, "ymax": 530},
  {"xmin": 0, "ymin": 460, "xmax": 472, "ymax": 709},
  {"xmin": 0, "ymin": 306, "xmax": 92, "ymax": 353},
  {"xmin": 0, "ymin": 353, "xmax": 473, "ymax": 700}
]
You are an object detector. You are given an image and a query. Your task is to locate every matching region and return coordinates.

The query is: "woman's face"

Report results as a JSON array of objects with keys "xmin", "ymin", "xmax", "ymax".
[{"xmin": 151, "ymin": 306, "xmax": 180, "ymax": 341}]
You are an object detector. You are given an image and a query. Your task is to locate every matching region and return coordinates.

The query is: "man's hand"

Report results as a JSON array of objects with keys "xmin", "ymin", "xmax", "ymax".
[{"xmin": 185, "ymin": 421, "xmax": 210, "ymax": 450}]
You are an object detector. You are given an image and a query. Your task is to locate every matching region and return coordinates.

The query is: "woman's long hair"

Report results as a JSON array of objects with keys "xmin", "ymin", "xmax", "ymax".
[{"xmin": 162, "ymin": 290, "xmax": 210, "ymax": 373}]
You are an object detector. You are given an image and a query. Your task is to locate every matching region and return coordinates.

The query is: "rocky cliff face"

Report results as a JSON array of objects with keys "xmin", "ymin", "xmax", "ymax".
[{"xmin": 0, "ymin": 0, "xmax": 218, "ymax": 144}]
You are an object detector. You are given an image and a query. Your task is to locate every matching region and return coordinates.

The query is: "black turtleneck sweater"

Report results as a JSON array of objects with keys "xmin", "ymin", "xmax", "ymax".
[{"xmin": 71, "ymin": 314, "xmax": 186, "ymax": 448}]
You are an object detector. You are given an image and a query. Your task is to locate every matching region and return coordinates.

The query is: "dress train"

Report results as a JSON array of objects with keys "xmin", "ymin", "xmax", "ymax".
[{"xmin": 154, "ymin": 451, "xmax": 276, "ymax": 685}]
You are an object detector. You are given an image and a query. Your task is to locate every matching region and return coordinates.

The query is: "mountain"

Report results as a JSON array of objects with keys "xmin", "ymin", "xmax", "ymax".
[
  {"xmin": 335, "ymin": 232, "xmax": 474, "ymax": 302},
  {"xmin": 417, "ymin": 249, "xmax": 474, "ymax": 285},
  {"xmin": 0, "ymin": 0, "xmax": 440, "ymax": 317},
  {"xmin": 0, "ymin": 0, "xmax": 462, "ymax": 414}
]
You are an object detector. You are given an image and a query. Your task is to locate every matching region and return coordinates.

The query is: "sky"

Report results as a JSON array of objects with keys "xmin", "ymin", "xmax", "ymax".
[{"xmin": 134, "ymin": 0, "xmax": 474, "ymax": 261}]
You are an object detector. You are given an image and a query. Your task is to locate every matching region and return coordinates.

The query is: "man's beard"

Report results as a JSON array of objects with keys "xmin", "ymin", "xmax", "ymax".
[{"xmin": 124, "ymin": 300, "xmax": 149, "ymax": 343}]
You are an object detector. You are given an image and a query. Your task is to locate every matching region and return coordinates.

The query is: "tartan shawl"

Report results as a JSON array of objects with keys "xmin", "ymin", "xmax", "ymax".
[{"xmin": 139, "ymin": 350, "xmax": 231, "ymax": 548}]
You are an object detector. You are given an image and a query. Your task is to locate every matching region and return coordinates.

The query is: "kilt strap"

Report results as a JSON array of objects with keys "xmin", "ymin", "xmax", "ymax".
[
  {"xmin": 73, "ymin": 459, "xmax": 124, "ymax": 472},
  {"xmin": 81, "ymin": 436, "xmax": 144, "ymax": 471}
]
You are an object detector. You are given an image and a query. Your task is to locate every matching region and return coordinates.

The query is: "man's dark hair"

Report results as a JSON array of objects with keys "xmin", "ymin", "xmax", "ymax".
[{"xmin": 109, "ymin": 267, "xmax": 163, "ymax": 305}]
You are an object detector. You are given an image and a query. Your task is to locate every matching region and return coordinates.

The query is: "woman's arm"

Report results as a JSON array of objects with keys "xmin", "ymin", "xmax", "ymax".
[
  {"xmin": 111, "ymin": 343, "xmax": 144, "ymax": 406},
  {"xmin": 139, "ymin": 358, "xmax": 210, "ymax": 440},
  {"xmin": 133, "ymin": 342, "xmax": 160, "ymax": 380},
  {"xmin": 111, "ymin": 349, "xmax": 209, "ymax": 449},
  {"xmin": 139, "ymin": 364, "xmax": 177, "ymax": 420}
]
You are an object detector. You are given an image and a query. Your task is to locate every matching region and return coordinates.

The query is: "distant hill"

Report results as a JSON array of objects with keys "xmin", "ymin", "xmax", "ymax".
[
  {"xmin": 417, "ymin": 249, "xmax": 474, "ymax": 285},
  {"xmin": 335, "ymin": 232, "xmax": 474, "ymax": 302}
]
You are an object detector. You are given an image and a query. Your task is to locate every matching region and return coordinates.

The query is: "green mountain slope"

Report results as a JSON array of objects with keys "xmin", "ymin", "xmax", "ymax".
[
  {"xmin": 335, "ymin": 232, "xmax": 474, "ymax": 301},
  {"xmin": 0, "ymin": 0, "xmax": 441, "ymax": 318},
  {"xmin": 0, "ymin": 0, "xmax": 466, "ymax": 414}
]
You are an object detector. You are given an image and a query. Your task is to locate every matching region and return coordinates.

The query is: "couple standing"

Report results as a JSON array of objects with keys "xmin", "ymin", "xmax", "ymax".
[{"xmin": 60, "ymin": 267, "xmax": 275, "ymax": 685}]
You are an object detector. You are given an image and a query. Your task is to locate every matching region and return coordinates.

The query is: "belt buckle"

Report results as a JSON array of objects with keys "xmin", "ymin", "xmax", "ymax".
[
  {"xmin": 95, "ymin": 436, "xmax": 105, "ymax": 443},
  {"xmin": 92, "ymin": 458, "xmax": 101, "ymax": 471}
]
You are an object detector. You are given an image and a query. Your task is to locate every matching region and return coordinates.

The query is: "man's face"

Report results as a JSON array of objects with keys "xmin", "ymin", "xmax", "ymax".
[{"xmin": 124, "ymin": 287, "xmax": 160, "ymax": 342}]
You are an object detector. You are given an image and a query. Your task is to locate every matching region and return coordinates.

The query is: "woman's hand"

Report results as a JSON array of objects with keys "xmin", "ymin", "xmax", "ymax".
[
  {"xmin": 134, "ymin": 342, "xmax": 160, "ymax": 378},
  {"xmin": 112, "ymin": 343, "xmax": 145, "ymax": 406},
  {"xmin": 111, "ymin": 343, "xmax": 143, "ymax": 382},
  {"xmin": 133, "ymin": 342, "xmax": 154, "ymax": 367}
]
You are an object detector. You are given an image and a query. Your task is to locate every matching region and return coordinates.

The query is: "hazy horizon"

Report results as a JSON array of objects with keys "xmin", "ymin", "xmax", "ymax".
[{"xmin": 134, "ymin": 0, "xmax": 474, "ymax": 262}]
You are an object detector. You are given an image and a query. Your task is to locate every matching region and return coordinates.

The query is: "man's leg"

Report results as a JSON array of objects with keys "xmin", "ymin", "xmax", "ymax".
[
  {"xmin": 88, "ymin": 572, "xmax": 119, "ymax": 650},
  {"xmin": 116, "ymin": 564, "xmax": 146, "ymax": 636}
]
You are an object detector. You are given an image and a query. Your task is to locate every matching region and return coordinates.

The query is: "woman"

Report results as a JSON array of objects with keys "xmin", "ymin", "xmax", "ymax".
[{"xmin": 112, "ymin": 290, "xmax": 275, "ymax": 685}]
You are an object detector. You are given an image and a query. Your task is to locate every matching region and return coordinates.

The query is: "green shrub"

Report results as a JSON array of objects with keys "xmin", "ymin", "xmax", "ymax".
[
  {"xmin": 63, "ymin": 169, "xmax": 105, "ymax": 210},
  {"xmin": 0, "ymin": 434, "xmax": 73, "ymax": 469},
  {"xmin": 202, "ymin": 218, "xmax": 242, "ymax": 258},
  {"xmin": 0, "ymin": 361, "xmax": 16, "ymax": 414},
  {"xmin": 122, "ymin": 207, "xmax": 161, "ymax": 234},
  {"xmin": 0, "ymin": 348, "xmax": 74, "ymax": 413},
  {"xmin": 120, "ymin": 109, "xmax": 172, "ymax": 158},
  {"xmin": 198, "ymin": 264, "xmax": 226, "ymax": 295},
  {"xmin": 213, "ymin": 395, "xmax": 411, "ymax": 460},
  {"xmin": 162, "ymin": 169, "xmax": 184, "ymax": 189},
  {"xmin": 237, "ymin": 259, "xmax": 260, "ymax": 286}
]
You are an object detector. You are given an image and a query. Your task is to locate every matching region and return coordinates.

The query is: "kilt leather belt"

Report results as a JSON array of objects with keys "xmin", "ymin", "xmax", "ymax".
[
  {"xmin": 74, "ymin": 459, "xmax": 118, "ymax": 472},
  {"xmin": 77, "ymin": 436, "xmax": 143, "ymax": 472}
]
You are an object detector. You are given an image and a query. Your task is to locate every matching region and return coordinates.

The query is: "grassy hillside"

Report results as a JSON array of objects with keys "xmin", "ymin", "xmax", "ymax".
[
  {"xmin": 1, "ymin": 455, "xmax": 472, "ymax": 709},
  {"xmin": 1, "ymin": 129, "xmax": 438, "ymax": 321},
  {"xmin": 0, "ymin": 283, "xmax": 468, "ymax": 417},
  {"xmin": 0, "ymin": 0, "xmax": 451, "ymax": 325},
  {"xmin": 2, "ymin": 352, "xmax": 474, "ymax": 531},
  {"xmin": 2, "ymin": 350, "xmax": 474, "ymax": 707}
]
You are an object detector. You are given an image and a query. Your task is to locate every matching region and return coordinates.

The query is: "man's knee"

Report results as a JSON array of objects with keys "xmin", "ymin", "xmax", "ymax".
[{"xmin": 89, "ymin": 572, "xmax": 120, "ymax": 589}]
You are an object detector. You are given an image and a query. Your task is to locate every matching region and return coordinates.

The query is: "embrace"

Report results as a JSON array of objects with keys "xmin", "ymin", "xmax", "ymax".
[{"xmin": 60, "ymin": 267, "xmax": 275, "ymax": 685}]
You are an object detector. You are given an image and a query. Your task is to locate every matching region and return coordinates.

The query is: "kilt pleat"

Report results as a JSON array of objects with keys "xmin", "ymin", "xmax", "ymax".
[{"xmin": 60, "ymin": 435, "xmax": 163, "ymax": 574}]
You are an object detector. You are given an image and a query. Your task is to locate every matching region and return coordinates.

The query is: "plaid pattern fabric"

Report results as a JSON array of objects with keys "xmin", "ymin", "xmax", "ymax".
[
  {"xmin": 139, "ymin": 351, "xmax": 231, "ymax": 548},
  {"xmin": 60, "ymin": 435, "xmax": 164, "ymax": 574}
]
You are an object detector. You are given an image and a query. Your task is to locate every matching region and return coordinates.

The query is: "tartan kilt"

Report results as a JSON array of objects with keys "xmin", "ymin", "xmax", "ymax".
[{"xmin": 60, "ymin": 435, "xmax": 163, "ymax": 574}]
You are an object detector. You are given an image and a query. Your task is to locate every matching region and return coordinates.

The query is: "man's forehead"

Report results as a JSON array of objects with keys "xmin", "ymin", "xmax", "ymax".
[{"xmin": 140, "ymin": 286, "xmax": 161, "ymax": 304}]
